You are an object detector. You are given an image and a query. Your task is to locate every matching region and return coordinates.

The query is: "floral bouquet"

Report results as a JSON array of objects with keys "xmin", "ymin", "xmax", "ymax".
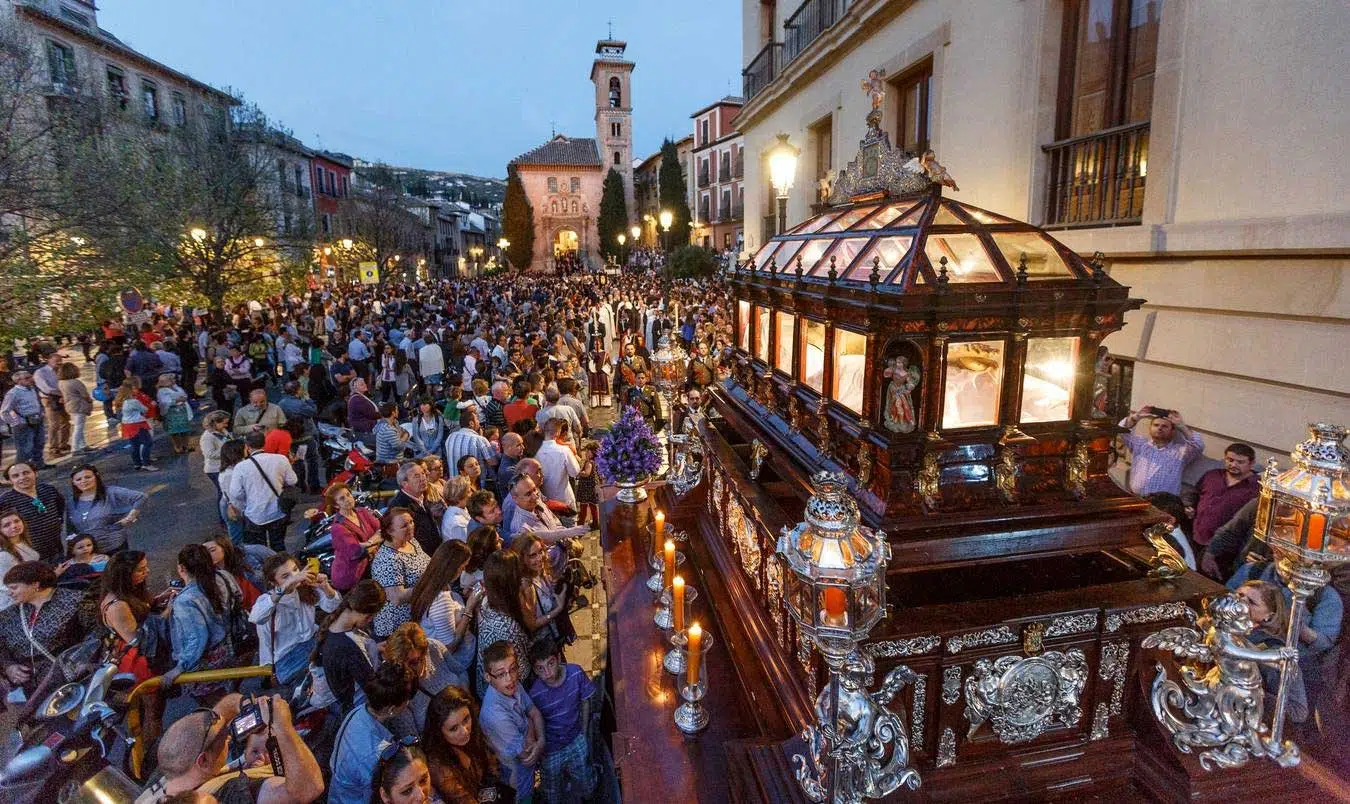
[{"xmin": 597, "ymin": 407, "xmax": 663, "ymax": 501}]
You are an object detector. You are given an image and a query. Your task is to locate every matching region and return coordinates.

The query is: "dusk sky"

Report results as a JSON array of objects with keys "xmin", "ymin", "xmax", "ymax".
[{"xmin": 99, "ymin": 0, "xmax": 744, "ymax": 178}]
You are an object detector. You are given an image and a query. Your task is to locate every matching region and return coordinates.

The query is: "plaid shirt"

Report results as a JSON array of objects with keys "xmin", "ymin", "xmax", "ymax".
[{"xmin": 1119, "ymin": 417, "xmax": 1204, "ymax": 497}]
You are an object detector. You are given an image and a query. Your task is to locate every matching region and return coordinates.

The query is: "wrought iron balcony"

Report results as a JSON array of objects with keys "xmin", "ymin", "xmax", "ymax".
[
  {"xmin": 1042, "ymin": 122, "xmax": 1149, "ymax": 228},
  {"xmin": 743, "ymin": 42, "xmax": 781, "ymax": 101},
  {"xmin": 783, "ymin": 0, "xmax": 850, "ymax": 65}
]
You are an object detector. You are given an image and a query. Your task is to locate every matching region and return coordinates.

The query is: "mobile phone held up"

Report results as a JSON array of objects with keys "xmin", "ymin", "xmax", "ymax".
[{"xmin": 1145, "ymin": 406, "xmax": 1172, "ymax": 419}]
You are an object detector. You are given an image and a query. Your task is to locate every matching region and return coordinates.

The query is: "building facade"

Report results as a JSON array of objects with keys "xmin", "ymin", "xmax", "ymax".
[
  {"xmin": 508, "ymin": 137, "xmax": 604, "ymax": 271},
  {"xmin": 312, "ymin": 151, "xmax": 353, "ymax": 241},
  {"xmin": 690, "ymin": 97, "xmax": 745, "ymax": 252},
  {"xmin": 632, "ymin": 134, "xmax": 695, "ymax": 248},
  {"xmin": 735, "ymin": 0, "xmax": 1350, "ymax": 468},
  {"xmin": 590, "ymin": 38, "xmax": 636, "ymax": 218}
]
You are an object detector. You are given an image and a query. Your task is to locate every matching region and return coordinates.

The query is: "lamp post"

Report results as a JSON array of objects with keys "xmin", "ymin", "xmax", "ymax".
[
  {"xmin": 769, "ymin": 133, "xmax": 800, "ymax": 235},
  {"xmin": 777, "ymin": 472, "xmax": 922, "ymax": 803},
  {"xmin": 617, "ymin": 232, "xmax": 627, "ymax": 268},
  {"xmin": 658, "ymin": 208, "xmax": 675, "ymax": 332},
  {"xmin": 469, "ymin": 245, "xmax": 484, "ymax": 277},
  {"xmin": 497, "ymin": 237, "xmax": 510, "ymax": 271},
  {"xmin": 630, "ymin": 224, "xmax": 641, "ymax": 250}
]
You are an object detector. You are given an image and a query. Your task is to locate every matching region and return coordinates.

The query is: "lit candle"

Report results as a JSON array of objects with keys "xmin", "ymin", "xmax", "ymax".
[
  {"xmin": 655, "ymin": 510, "xmax": 665, "ymax": 541},
  {"xmin": 663, "ymin": 539, "xmax": 676, "ymax": 589},
  {"xmin": 686, "ymin": 621, "xmax": 702, "ymax": 686},
  {"xmin": 1308, "ymin": 513, "xmax": 1327, "ymax": 551},
  {"xmin": 823, "ymin": 586, "xmax": 847, "ymax": 627},
  {"xmin": 673, "ymin": 576, "xmax": 686, "ymax": 632}
]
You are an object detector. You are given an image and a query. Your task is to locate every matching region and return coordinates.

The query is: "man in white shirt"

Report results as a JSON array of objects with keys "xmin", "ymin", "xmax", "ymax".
[
  {"xmin": 227, "ymin": 432, "xmax": 298, "ymax": 551},
  {"xmin": 419, "ymin": 334, "xmax": 445, "ymax": 390},
  {"xmin": 535, "ymin": 418, "xmax": 580, "ymax": 510}
]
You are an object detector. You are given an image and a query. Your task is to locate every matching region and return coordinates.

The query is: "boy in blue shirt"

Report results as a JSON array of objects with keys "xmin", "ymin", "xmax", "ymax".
[
  {"xmin": 480, "ymin": 640, "xmax": 544, "ymax": 802},
  {"xmin": 528, "ymin": 637, "xmax": 598, "ymax": 802}
]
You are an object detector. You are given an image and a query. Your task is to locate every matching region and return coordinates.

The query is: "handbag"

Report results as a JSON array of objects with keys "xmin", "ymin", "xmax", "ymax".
[
  {"xmin": 92, "ymin": 385, "xmax": 111, "ymax": 402},
  {"xmin": 222, "ymin": 574, "xmax": 258, "ymax": 657},
  {"xmin": 248, "ymin": 455, "xmax": 299, "ymax": 516}
]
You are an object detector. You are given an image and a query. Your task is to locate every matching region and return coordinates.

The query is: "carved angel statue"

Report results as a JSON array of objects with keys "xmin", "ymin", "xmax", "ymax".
[
  {"xmin": 792, "ymin": 651, "xmax": 922, "ymax": 802},
  {"xmin": 882, "ymin": 355, "xmax": 920, "ymax": 434},
  {"xmin": 1142, "ymin": 593, "xmax": 1300, "ymax": 771},
  {"xmin": 860, "ymin": 68, "xmax": 886, "ymax": 111},
  {"xmin": 818, "ymin": 169, "xmax": 836, "ymax": 203},
  {"xmin": 902, "ymin": 150, "xmax": 960, "ymax": 192}
]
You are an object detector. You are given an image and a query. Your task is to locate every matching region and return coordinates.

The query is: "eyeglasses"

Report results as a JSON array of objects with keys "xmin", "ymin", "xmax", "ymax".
[
  {"xmin": 378, "ymin": 734, "xmax": 418, "ymax": 761},
  {"xmin": 193, "ymin": 707, "xmax": 221, "ymax": 758},
  {"xmin": 487, "ymin": 665, "xmax": 520, "ymax": 681}
]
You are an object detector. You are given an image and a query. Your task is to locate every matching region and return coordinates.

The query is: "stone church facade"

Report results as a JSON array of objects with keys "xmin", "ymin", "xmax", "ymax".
[{"xmin": 509, "ymin": 38, "xmax": 635, "ymax": 271}]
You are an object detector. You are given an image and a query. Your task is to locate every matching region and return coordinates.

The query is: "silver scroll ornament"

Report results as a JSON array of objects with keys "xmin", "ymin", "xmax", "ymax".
[
  {"xmin": 962, "ymin": 650, "xmax": 1089, "ymax": 744},
  {"xmin": 792, "ymin": 651, "xmax": 923, "ymax": 803},
  {"xmin": 1142, "ymin": 593, "xmax": 1300, "ymax": 771}
]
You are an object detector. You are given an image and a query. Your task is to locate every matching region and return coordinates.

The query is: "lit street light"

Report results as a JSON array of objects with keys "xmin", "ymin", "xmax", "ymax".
[
  {"xmin": 630, "ymin": 224, "xmax": 641, "ymax": 247},
  {"xmin": 768, "ymin": 133, "xmax": 800, "ymax": 235},
  {"xmin": 190, "ymin": 228, "xmax": 207, "ymax": 243}
]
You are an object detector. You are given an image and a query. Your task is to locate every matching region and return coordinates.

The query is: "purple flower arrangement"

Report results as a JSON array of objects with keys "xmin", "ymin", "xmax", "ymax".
[{"xmin": 597, "ymin": 406, "xmax": 663, "ymax": 484}]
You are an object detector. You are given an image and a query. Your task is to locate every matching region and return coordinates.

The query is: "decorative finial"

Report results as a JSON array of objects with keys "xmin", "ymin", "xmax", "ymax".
[
  {"xmin": 937, "ymin": 256, "xmax": 951, "ymax": 293},
  {"xmin": 1016, "ymin": 253, "xmax": 1029, "ymax": 286},
  {"xmin": 608, "ymin": 19, "xmax": 613, "ymax": 39},
  {"xmin": 795, "ymin": 255, "xmax": 804, "ymax": 282},
  {"xmin": 828, "ymin": 254, "xmax": 838, "ymax": 284},
  {"xmin": 869, "ymin": 255, "xmax": 881, "ymax": 288},
  {"xmin": 1089, "ymin": 251, "xmax": 1107, "ymax": 283}
]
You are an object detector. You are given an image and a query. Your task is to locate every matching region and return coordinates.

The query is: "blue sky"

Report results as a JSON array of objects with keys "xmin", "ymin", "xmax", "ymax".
[{"xmin": 99, "ymin": 0, "xmax": 743, "ymax": 178}]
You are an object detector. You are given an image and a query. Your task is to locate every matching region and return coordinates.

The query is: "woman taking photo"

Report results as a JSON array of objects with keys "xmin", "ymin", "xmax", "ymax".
[
  {"xmin": 57, "ymin": 362, "xmax": 93, "ymax": 455},
  {"xmin": 249, "ymin": 552, "xmax": 340, "ymax": 687},
  {"xmin": 475, "ymin": 549, "xmax": 532, "ymax": 688},
  {"xmin": 409, "ymin": 540, "xmax": 483, "ymax": 688},
  {"xmin": 162, "ymin": 543, "xmax": 240, "ymax": 692},
  {"xmin": 66, "ymin": 464, "xmax": 147, "ymax": 555},
  {"xmin": 0, "ymin": 561, "xmax": 84, "ymax": 697},
  {"xmin": 112, "ymin": 377, "xmax": 157, "ymax": 472},
  {"xmin": 421, "ymin": 686, "xmax": 511, "ymax": 804},
  {"xmin": 371, "ymin": 507, "xmax": 431, "ymax": 638},
  {"xmin": 155, "ymin": 373, "xmax": 194, "ymax": 455},
  {"xmin": 313, "ymin": 578, "xmax": 385, "ymax": 710},
  {"xmin": 327, "ymin": 483, "xmax": 383, "ymax": 592},
  {"xmin": 512, "ymin": 532, "xmax": 571, "ymax": 645},
  {"xmin": 0, "ymin": 511, "xmax": 40, "ymax": 610}
]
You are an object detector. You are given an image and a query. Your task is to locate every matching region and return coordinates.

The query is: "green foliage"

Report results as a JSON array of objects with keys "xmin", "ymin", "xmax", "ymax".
[
  {"xmin": 657, "ymin": 139, "xmax": 691, "ymax": 243},
  {"xmin": 668, "ymin": 245, "xmax": 718, "ymax": 279},
  {"xmin": 501, "ymin": 169, "xmax": 534, "ymax": 270},
  {"xmin": 597, "ymin": 168, "xmax": 629, "ymax": 260}
]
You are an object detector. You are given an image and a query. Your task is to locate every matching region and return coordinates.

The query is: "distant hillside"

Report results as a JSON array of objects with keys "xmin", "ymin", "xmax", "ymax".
[{"xmin": 353, "ymin": 160, "xmax": 505, "ymax": 206}]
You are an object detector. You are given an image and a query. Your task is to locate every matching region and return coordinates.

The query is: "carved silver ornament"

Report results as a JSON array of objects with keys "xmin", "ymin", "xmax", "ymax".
[
  {"xmin": 947, "ymin": 625, "xmax": 1018, "ymax": 654},
  {"xmin": 962, "ymin": 650, "xmax": 1089, "ymax": 744},
  {"xmin": 866, "ymin": 635, "xmax": 940, "ymax": 659}
]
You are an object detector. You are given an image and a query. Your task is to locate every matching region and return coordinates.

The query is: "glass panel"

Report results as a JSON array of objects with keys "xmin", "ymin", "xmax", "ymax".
[
  {"xmin": 832, "ymin": 329, "xmax": 867, "ymax": 412},
  {"xmin": 773, "ymin": 239, "xmax": 805, "ymax": 273},
  {"xmin": 755, "ymin": 306, "xmax": 771, "ymax": 362},
  {"xmin": 963, "ymin": 205, "xmax": 1016, "ymax": 224},
  {"xmin": 775, "ymin": 313, "xmax": 795, "ymax": 373},
  {"xmin": 820, "ymin": 206, "xmax": 877, "ymax": 232},
  {"xmin": 931, "ymin": 205, "xmax": 964, "ymax": 226},
  {"xmin": 737, "ymin": 300, "xmax": 750, "ymax": 352},
  {"xmin": 1125, "ymin": 0, "xmax": 1163, "ymax": 125},
  {"xmin": 752, "ymin": 243, "xmax": 779, "ymax": 272},
  {"xmin": 854, "ymin": 203, "xmax": 914, "ymax": 230},
  {"xmin": 925, "ymin": 233, "xmax": 1002, "ymax": 282},
  {"xmin": 801, "ymin": 320, "xmax": 826, "ymax": 393},
  {"xmin": 943, "ymin": 340, "xmax": 1005, "ymax": 428},
  {"xmin": 796, "ymin": 239, "xmax": 830, "ymax": 276},
  {"xmin": 796, "ymin": 212, "xmax": 840, "ymax": 235},
  {"xmin": 1021, "ymin": 337, "xmax": 1078, "ymax": 423},
  {"xmin": 851, "ymin": 236, "xmax": 914, "ymax": 283},
  {"xmin": 823, "ymin": 238, "xmax": 869, "ymax": 279},
  {"xmin": 889, "ymin": 203, "xmax": 925, "ymax": 228},
  {"xmin": 993, "ymin": 232, "xmax": 1074, "ymax": 278}
]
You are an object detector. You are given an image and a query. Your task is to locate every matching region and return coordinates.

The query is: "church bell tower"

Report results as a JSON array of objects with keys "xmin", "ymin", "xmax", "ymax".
[{"xmin": 591, "ymin": 37, "xmax": 635, "ymax": 218}]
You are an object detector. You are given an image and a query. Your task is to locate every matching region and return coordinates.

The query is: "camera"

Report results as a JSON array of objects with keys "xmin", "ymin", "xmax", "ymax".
[{"xmin": 229, "ymin": 699, "xmax": 265, "ymax": 742}]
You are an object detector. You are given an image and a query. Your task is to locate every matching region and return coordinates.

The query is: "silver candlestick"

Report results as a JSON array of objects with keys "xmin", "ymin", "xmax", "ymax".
[{"xmin": 654, "ymin": 584, "xmax": 698, "ymax": 630}]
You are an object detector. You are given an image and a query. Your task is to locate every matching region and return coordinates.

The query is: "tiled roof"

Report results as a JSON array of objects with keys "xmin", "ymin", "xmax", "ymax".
[{"xmin": 510, "ymin": 135, "xmax": 601, "ymax": 167}]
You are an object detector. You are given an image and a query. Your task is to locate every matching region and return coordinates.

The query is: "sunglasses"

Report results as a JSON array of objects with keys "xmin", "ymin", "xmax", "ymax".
[
  {"xmin": 30, "ymin": 498, "xmax": 47, "ymax": 514},
  {"xmin": 192, "ymin": 707, "xmax": 222, "ymax": 758},
  {"xmin": 379, "ymin": 734, "xmax": 418, "ymax": 761}
]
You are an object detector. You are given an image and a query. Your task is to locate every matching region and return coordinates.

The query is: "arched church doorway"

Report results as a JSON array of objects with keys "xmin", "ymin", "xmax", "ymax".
[{"xmin": 554, "ymin": 228, "xmax": 579, "ymax": 256}]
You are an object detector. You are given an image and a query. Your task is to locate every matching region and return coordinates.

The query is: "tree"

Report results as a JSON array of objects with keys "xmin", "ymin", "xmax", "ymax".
[
  {"xmin": 340, "ymin": 164, "xmax": 424, "ymax": 282},
  {"xmin": 70, "ymin": 102, "xmax": 315, "ymax": 319},
  {"xmin": 657, "ymin": 138, "xmax": 691, "ymax": 244},
  {"xmin": 597, "ymin": 167, "xmax": 628, "ymax": 260},
  {"xmin": 501, "ymin": 168, "xmax": 533, "ymax": 270},
  {"xmin": 669, "ymin": 245, "xmax": 718, "ymax": 278}
]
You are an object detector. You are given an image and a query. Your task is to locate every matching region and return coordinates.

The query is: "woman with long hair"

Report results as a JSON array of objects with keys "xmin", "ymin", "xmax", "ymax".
[
  {"xmin": 112, "ymin": 377, "xmax": 157, "ymax": 472},
  {"xmin": 326, "ymin": 483, "xmax": 383, "ymax": 592},
  {"xmin": 66, "ymin": 463, "xmax": 147, "ymax": 554},
  {"xmin": 411, "ymin": 398, "xmax": 447, "ymax": 461},
  {"xmin": 384, "ymin": 621, "xmax": 458, "ymax": 732},
  {"xmin": 455, "ymin": 455, "xmax": 482, "ymax": 493},
  {"xmin": 461, "ymin": 525, "xmax": 501, "ymax": 593},
  {"xmin": 218, "ymin": 440, "xmax": 249, "ymax": 544},
  {"xmin": 312, "ymin": 578, "xmax": 386, "ymax": 710},
  {"xmin": 475, "ymin": 549, "xmax": 531, "ymax": 689},
  {"xmin": 57, "ymin": 533, "xmax": 110, "ymax": 576},
  {"xmin": 421, "ymin": 686, "xmax": 510, "ymax": 804},
  {"xmin": 203, "ymin": 534, "xmax": 264, "ymax": 609},
  {"xmin": 511, "ymin": 532, "xmax": 571, "ymax": 645},
  {"xmin": 163, "ymin": 543, "xmax": 239, "ymax": 692},
  {"xmin": 371, "ymin": 506, "xmax": 431, "ymax": 638},
  {"xmin": 0, "ymin": 510, "xmax": 40, "ymax": 610},
  {"xmin": 98, "ymin": 550, "xmax": 166, "ymax": 682},
  {"xmin": 370, "ymin": 742, "xmax": 435, "ymax": 804},
  {"xmin": 409, "ymin": 540, "xmax": 483, "ymax": 687}
]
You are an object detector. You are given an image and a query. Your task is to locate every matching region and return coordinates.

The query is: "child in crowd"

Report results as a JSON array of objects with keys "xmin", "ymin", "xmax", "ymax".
[
  {"xmin": 528, "ymin": 637, "xmax": 598, "ymax": 802},
  {"xmin": 479, "ymin": 640, "xmax": 544, "ymax": 803},
  {"xmin": 575, "ymin": 439, "xmax": 601, "ymax": 529},
  {"xmin": 249, "ymin": 553, "xmax": 341, "ymax": 687}
]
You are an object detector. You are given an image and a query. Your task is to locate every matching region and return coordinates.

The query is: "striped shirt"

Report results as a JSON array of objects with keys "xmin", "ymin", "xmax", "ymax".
[
  {"xmin": 444, "ymin": 427, "xmax": 495, "ymax": 477},
  {"xmin": 0, "ymin": 485, "xmax": 65, "ymax": 561}
]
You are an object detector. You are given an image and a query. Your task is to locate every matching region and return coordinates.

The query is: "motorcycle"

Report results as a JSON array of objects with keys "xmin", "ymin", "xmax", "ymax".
[
  {"xmin": 317, "ymin": 422, "xmax": 376, "ymax": 485},
  {"xmin": 0, "ymin": 660, "xmax": 139, "ymax": 802}
]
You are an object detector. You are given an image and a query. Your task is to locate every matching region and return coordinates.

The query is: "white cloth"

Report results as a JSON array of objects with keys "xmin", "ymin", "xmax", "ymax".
[
  {"xmin": 419, "ymin": 589, "xmax": 466, "ymax": 646},
  {"xmin": 440, "ymin": 505, "xmax": 470, "ymax": 542},
  {"xmin": 248, "ymin": 585, "xmax": 341, "ymax": 665},
  {"xmin": 535, "ymin": 439, "xmax": 580, "ymax": 508},
  {"xmin": 226, "ymin": 452, "xmax": 298, "ymax": 525},
  {"xmin": 419, "ymin": 343, "xmax": 445, "ymax": 378}
]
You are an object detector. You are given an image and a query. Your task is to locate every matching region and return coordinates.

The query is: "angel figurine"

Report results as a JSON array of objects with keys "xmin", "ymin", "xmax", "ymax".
[
  {"xmin": 1142, "ymin": 593, "xmax": 1300, "ymax": 771},
  {"xmin": 860, "ymin": 68, "xmax": 887, "ymax": 111},
  {"xmin": 817, "ymin": 169, "xmax": 836, "ymax": 203},
  {"xmin": 882, "ymin": 355, "xmax": 920, "ymax": 434},
  {"xmin": 902, "ymin": 150, "xmax": 960, "ymax": 191}
]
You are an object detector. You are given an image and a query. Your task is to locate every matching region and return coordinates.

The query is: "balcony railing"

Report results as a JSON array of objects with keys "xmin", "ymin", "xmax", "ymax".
[
  {"xmin": 743, "ymin": 42, "xmax": 781, "ymax": 101},
  {"xmin": 783, "ymin": 0, "xmax": 850, "ymax": 64},
  {"xmin": 1042, "ymin": 121, "xmax": 1149, "ymax": 228}
]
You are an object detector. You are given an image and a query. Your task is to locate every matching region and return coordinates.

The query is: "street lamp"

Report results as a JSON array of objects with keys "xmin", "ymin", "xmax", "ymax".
[
  {"xmin": 768, "ymin": 133, "xmax": 800, "ymax": 235},
  {"xmin": 189, "ymin": 228, "xmax": 207, "ymax": 243},
  {"xmin": 341, "ymin": 238, "xmax": 354, "ymax": 250},
  {"xmin": 630, "ymin": 224, "xmax": 641, "ymax": 246},
  {"xmin": 253, "ymin": 238, "xmax": 265, "ymax": 248},
  {"xmin": 497, "ymin": 238, "xmax": 510, "ymax": 271},
  {"xmin": 617, "ymin": 232, "xmax": 627, "ymax": 267}
]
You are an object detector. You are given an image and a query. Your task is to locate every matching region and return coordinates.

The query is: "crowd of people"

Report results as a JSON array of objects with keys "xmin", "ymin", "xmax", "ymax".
[
  {"xmin": 1118, "ymin": 405, "xmax": 1346, "ymax": 731},
  {"xmin": 0, "ymin": 268, "xmax": 735, "ymax": 804}
]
